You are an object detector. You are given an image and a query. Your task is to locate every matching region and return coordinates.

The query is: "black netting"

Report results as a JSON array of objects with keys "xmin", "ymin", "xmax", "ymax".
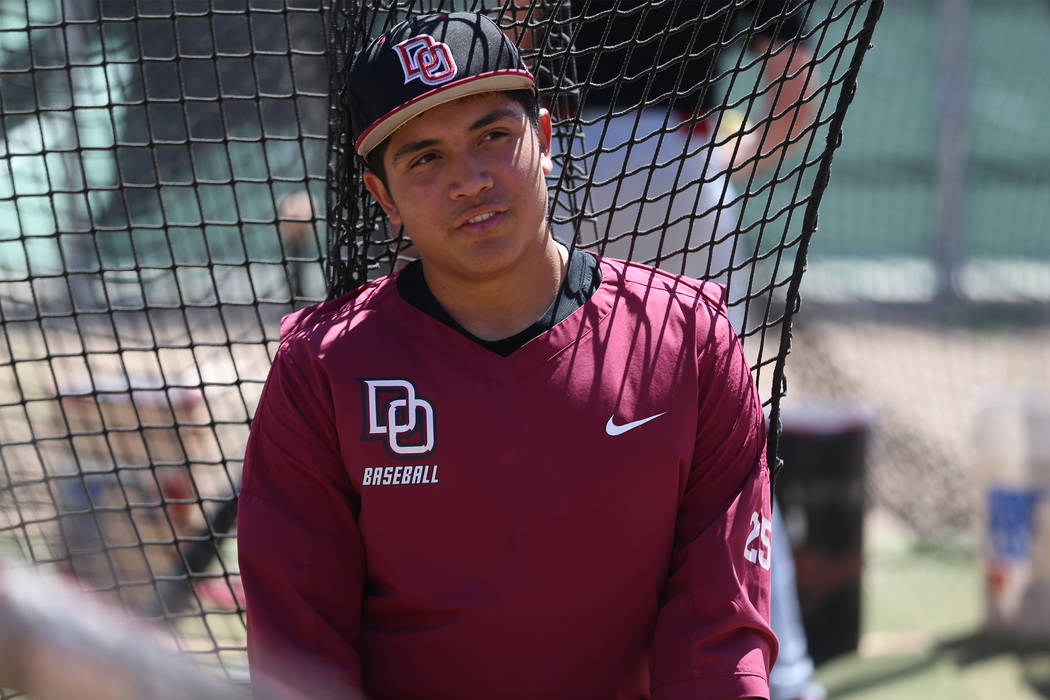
[{"xmin": 0, "ymin": 0, "xmax": 881, "ymax": 693}]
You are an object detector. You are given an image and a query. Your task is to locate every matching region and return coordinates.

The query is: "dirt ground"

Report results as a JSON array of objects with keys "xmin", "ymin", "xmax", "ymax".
[{"xmin": 780, "ymin": 308, "xmax": 1050, "ymax": 542}]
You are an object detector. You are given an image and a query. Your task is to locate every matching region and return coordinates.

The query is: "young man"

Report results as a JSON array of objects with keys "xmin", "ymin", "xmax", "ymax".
[{"xmin": 238, "ymin": 11, "xmax": 775, "ymax": 700}]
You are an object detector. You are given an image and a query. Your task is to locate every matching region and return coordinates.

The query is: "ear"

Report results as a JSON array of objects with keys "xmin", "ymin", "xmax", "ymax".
[
  {"xmin": 538, "ymin": 108, "xmax": 553, "ymax": 176},
  {"xmin": 363, "ymin": 171, "xmax": 403, "ymax": 228}
]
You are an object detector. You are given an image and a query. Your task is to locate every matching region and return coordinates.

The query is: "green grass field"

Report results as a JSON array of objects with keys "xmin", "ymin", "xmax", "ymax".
[{"xmin": 814, "ymin": 512, "xmax": 1050, "ymax": 699}]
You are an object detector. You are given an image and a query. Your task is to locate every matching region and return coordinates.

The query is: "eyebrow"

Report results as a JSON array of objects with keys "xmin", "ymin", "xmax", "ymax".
[
  {"xmin": 467, "ymin": 107, "xmax": 518, "ymax": 133},
  {"xmin": 390, "ymin": 107, "xmax": 520, "ymax": 165}
]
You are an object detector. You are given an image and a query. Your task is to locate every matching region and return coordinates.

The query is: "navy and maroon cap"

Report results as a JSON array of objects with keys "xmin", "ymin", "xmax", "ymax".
[{"xmin": 348, "ymin": 11, "xmax": 535, "ymax": 158}]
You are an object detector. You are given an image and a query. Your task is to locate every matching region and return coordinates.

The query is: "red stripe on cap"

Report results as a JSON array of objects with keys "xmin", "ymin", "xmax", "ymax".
[{"xmin": 354, "ymin": 68, "xmax": 535, "ymax": 156}]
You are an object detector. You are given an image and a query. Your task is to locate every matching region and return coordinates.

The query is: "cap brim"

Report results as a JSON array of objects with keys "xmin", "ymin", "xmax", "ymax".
[{"xmin": 355, "ymin": 69, "xmax": 535, "ymax": 158}]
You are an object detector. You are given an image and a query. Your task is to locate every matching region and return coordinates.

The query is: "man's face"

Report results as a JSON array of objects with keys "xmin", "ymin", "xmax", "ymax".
[{"xmin": 364, "ymin": 92, "xmax": 553, "ymax": 287}]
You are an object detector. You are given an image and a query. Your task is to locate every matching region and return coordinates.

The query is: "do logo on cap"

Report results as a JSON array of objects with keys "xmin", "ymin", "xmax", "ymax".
[{"xmin": 395, "ymin": 35, "xmax": 458, "ymax": 87}]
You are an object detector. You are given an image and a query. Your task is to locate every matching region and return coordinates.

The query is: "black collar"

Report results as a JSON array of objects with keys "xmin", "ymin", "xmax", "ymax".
[{"xmin": 396, "ymin": 246, "xmax": 602, "ymax": 356}]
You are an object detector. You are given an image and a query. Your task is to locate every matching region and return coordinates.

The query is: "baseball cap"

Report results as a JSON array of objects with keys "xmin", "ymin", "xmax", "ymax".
[{"xmin": 348, "ymin": 11, "xmax": 535, "ymax": 158}]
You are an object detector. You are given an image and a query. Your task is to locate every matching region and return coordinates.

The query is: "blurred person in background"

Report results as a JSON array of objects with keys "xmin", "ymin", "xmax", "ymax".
[
  {"xmin": 276, "ymin": 191, "xmax": 325, "ymax": 305},
  {"xmin": 570, "ymin": 0, "xmax": 817, "ymax": 332}
]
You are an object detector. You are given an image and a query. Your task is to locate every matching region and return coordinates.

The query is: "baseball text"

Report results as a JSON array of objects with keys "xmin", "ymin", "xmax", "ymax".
[{"xmin": 362, "ymin": 464, "xmax": 440, "ymax": 487}]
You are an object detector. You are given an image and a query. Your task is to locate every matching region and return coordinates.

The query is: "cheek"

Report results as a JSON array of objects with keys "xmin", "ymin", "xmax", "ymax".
[
  {"xmin": 384, "ymin": 183, "xmax": 430, "ymax": 226},
  {"xmin": 531, "ymin": 165, "xmax": 550, "ymax": 204}
]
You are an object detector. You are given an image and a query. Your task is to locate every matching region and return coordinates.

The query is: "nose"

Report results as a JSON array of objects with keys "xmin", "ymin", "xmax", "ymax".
[{"xmin": 448, "ymin": 152, "xmax": 494, "ymax": 200}]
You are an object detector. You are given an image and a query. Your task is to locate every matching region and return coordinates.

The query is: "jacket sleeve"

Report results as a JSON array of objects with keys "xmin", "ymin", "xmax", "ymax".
[
  {"xmin": 651, "ymin": 298, "xmax": 778, "ymax": 700},
  {"xmin": 237, "ymin": 336, "xmax": 366, "ymax": 700}
]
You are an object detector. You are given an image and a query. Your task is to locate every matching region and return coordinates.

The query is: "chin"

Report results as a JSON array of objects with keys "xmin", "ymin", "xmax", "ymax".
[{"xmin": 457, "ymin": 245, "xmax": 525, "ymax": 280}]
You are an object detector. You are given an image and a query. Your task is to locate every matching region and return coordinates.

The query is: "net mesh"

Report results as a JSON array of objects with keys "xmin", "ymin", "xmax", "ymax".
[{"xmin": 0, "ymin": 0, "xmax": 881, "ymax": 691}]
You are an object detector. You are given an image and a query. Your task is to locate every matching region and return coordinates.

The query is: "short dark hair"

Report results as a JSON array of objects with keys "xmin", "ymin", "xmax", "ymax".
[{"xmin": 364, "ymin": 89, "xmax": 541, "ymax": 187}]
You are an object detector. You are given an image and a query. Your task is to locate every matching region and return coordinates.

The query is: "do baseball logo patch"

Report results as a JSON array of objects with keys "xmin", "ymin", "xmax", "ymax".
[
  {"xmin": 395, "ymin": 34, "xmax": 458, "ymax": 86},
  {"xmin": 361, "ymin": 379, "xmax": 436, "ymax": 456}
]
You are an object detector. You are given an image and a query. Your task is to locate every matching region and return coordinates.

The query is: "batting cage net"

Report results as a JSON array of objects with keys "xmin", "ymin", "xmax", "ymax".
[{"xmin": 0, "ymin": 0, "xmax": 881, "ymax": 693}]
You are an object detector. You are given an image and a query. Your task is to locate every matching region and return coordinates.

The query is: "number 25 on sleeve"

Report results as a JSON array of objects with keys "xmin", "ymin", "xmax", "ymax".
[{"xmin": 744, "ymin": 512, "xmax": 772, "ymax": 570}]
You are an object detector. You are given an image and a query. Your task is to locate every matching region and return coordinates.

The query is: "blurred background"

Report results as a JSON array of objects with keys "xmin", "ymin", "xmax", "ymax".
[
  {"xmin": 778, "ymin": 1, "xmax": 1050, "ymax": 697},
  {"xmin": 1, "ymin": 0, "xmax": 1049, "ymax": 698}
]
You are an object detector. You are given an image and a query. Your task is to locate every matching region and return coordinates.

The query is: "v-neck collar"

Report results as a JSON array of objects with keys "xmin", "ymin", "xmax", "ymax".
[
  {"xmin": 395, "ymin": 247, "xmax": 602, "ymax": 357},
  {"xmin": 386, "ymin": 256, "xmax": 625, "ymax": 384}
]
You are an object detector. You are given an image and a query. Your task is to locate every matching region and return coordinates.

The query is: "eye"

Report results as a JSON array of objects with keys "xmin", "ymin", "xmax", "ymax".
[
  {"xmin": 481, "ymin": 128, "xmax": 510, "ymax": 143},
  {"xmin": 410, "ymin": 152, "xmax": 437, "ymax": 168}
]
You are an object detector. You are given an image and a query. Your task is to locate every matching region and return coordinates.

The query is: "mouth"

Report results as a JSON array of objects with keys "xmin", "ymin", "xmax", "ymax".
[
  {"xmin": 457, "ymin": 207, "xmax": 506, "ymax": 232},
  {"xmin": 465, "ymin": 211, "xmax": 498, "ymax": 225}
]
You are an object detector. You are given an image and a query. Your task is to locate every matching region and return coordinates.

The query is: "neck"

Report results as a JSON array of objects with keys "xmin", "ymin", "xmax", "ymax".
[{"xmin": 423, "ymin": 237, "xmax": 568, "ymax": 342}]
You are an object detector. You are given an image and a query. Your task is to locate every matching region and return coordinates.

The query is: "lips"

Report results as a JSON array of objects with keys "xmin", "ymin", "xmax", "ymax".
[{"xmin": 455, "ymin": 206, "xmax": 506, "ymax": 231}]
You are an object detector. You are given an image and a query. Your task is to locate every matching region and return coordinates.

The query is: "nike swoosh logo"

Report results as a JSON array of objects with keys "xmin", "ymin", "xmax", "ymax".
[{"xmin": 605, "ymin": 412, "xmax": 667, "ymax": 436}]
